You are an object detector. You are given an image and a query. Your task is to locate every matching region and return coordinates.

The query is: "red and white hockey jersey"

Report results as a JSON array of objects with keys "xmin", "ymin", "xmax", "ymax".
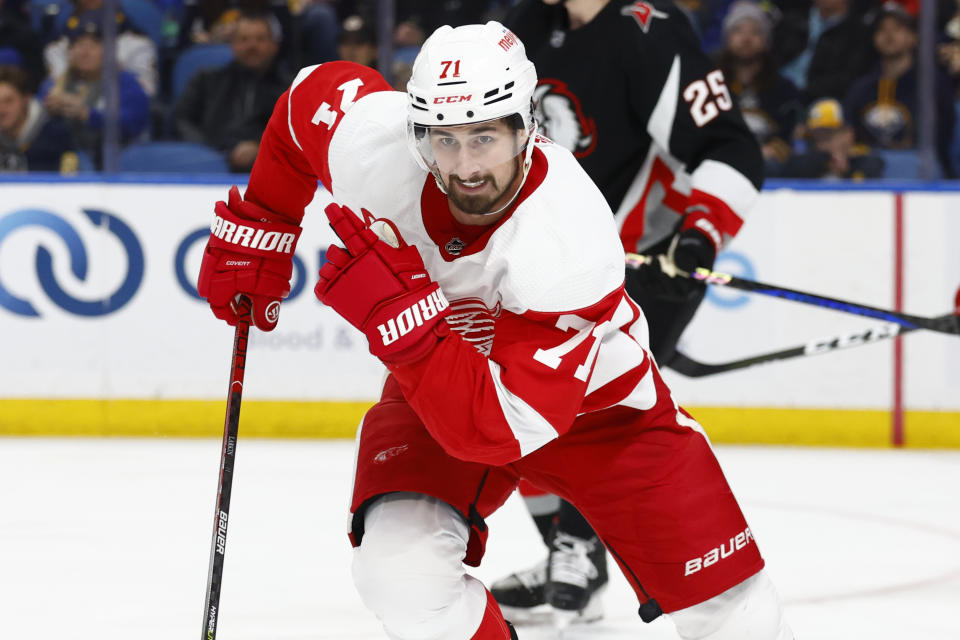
[{"xmin": 243, "ymin": 62, "xmax": 690, "ymax": 466}]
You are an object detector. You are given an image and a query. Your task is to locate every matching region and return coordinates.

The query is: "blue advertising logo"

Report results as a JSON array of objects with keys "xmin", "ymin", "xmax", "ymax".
[
  {"xmin": 175, "ymin": 228, "xmax": 308, "ymax": 301},
  {"xmin": 0, "ymin": 208, "xmax": 144, "ymax": 317},
  {"xmin": 706, "ymin": 251, "xmax": 753, "ymax": 309}
]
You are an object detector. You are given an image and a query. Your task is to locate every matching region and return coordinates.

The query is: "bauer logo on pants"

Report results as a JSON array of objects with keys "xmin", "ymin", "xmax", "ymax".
[{"xmin": 684, "ymin": 527, "xmax": 754, "ymax": 576}]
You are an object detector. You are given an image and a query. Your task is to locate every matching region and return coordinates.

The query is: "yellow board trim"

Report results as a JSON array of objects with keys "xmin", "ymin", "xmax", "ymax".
[
  {"xmin": 0, "ymin": 399, "xmax": 373, "ymax": 439},
  {"xmin": 0, "ymin": 400, "xmax": 958, "ymax": 447}
]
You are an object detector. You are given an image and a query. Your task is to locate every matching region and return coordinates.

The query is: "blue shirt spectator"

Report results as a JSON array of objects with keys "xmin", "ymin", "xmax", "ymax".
[
  {"xmin": 44, "ymin": 3, "xmax": 158, "ymax": 96},
  {"xmin": 38, "ymin": 18, "xmax": 150, "ymax": 168}
]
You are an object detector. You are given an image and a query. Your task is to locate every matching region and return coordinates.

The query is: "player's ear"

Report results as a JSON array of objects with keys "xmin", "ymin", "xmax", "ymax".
[{"xmin": 516, "ymin": 125, "xmax": 531, "ymax": 148}]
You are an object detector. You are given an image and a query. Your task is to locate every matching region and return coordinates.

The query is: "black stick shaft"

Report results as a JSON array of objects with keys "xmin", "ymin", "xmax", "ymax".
[
  {"xmin": 689, "ymin": 267, "xmax": 959, "ymax": 333},
  {"xmin": 669, "ymin": 319, "xmax": 921, "ymax": 377},
  {"xmin": 624, "ymin": 253, "xmax": 960, "ymax": 336},
  {"xmin": 201, "ymin": 299, "xmax": 252, "ymax": 640}
]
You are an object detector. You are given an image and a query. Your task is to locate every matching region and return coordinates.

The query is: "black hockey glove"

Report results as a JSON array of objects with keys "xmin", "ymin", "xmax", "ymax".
[{"xmin": 631, "ymin": 228, "xmax": 717, "ymax": 303}]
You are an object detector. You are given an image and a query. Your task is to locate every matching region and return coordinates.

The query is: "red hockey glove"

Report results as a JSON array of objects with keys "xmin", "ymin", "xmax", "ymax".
[
  {"xmin": 197, "ymin": 186, "xmax": 302, "ymax": 331},
  {"xmin": 314, "ymin": 203, "xmax": 450, "ymax": 364}
]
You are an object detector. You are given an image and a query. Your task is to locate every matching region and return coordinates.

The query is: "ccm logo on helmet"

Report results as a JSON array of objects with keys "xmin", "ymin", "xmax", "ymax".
[
  {"xmin": 434, "ymin": 95, "xmax": 472, "ymax": 104},
  {"xmin": 378, "ymin": 289, "xmax": 449, "ymax": 346},
  {"xmin": 211, "ymin": 214, "xmax": 297, "ymax": 254}
]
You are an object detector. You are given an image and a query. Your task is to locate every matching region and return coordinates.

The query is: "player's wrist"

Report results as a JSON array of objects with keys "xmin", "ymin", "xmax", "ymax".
[{"xmin": 384, "ymin": 322, "xmax": 450, "ymax": 370}]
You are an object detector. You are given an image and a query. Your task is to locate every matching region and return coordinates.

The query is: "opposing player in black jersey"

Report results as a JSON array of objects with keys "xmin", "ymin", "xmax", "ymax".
[{"xmin": 493, "ymin": 0, "xmax": 765, "ymax": 628}]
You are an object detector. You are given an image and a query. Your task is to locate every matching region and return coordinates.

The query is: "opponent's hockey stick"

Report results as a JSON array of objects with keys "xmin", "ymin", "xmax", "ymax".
[
  {"xmin": 667, "ymin": 316, "xmax": 958, "ymax": 377},
  {"xmin": 625, "ymin": 253, "xmax": 960, "ymax": 336},
  {"xmin": 201, "ymin": 297, "xmax": 252, "ymax": 640}
]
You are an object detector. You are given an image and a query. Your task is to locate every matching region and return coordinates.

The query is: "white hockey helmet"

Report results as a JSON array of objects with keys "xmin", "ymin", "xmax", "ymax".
[{"xmin": 406, "ymin": 22, "xmax": 538, "ymax": 188}]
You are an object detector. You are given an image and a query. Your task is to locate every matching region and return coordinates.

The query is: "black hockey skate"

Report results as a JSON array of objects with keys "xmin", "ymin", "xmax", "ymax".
[
  {"xmin": 545, "ymin": 530, "xmax": 608, "ymax": 629},
  {"xmin": 490, "ymin": 531, "xmax": 607, "ymax": 626},
  {"xmin": 490, "ymin": 558, "xmax": 548, "ymax": 618}
]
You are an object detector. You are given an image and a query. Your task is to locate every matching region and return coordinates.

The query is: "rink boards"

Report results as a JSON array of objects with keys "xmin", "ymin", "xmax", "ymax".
[{"xmin": 0, "ymin": 178, "xmax": 957, "ymax": 446}]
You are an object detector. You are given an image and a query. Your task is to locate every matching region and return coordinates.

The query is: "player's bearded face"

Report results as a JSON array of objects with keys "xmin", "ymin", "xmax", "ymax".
[{"xmin": 425, "ymin": 119, "xmax": 526, "ymax": 215}]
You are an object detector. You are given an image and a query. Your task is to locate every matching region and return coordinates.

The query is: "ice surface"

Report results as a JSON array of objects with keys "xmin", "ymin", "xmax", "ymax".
[{"xmin": 1, "ymin": 439, "xmax": 958, "ymax": 639}]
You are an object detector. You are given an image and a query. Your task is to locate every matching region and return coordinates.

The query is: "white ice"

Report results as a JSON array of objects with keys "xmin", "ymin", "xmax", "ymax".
[{"xmin": 1, "ymin": 438, "xmax": 958, "ymax": 639}]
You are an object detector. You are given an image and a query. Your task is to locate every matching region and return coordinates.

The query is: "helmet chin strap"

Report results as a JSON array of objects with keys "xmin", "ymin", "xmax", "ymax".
[{"xmin": 434, "ymin": 128, "xmax": 537, "ymax": 217}]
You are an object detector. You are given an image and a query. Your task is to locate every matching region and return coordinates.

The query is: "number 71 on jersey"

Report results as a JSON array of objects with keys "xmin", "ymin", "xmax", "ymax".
[{"xmin": 534, "ymin": 315, "xmax": 610, "ymax": 382}]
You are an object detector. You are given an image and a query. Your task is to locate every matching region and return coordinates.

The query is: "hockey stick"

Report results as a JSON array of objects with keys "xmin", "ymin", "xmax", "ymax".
[
  {"xmin": 625, "ymin": 253, "xmax": 960, "ymax": 336},
  {"xmin": 201, "ymin": 296, "xmax": 252, "ymax": 640},
  {"xmin": 666, "ymin": 315, "xmax": 960, "ymax": 377}
]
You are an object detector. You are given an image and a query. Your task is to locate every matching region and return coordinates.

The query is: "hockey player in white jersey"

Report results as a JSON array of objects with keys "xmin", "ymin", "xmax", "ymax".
[{"xmin": 196, "ymin": 20, "xmax": 793, "ymax": 640}]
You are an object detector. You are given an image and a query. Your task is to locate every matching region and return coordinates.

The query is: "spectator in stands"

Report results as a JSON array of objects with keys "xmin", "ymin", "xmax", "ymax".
[
  {"xmin": 173, "ymin": 10, "xmax": 290, "ymax": 172},
  {"xmin": 844, "ymin": 2, "xmax": 956, "ymax": 176},
  {"xmin": 181, "ymin": 0, "xmax": 295, "ymax": 68},
  {"xmin": 339, "ymin": 0, "xmax": 489, "ymax": 36},
  {"xmin": 291, "ymin": 0, "xmax": 339, "ymax": 65},
  {"xmin": 336, "ymin": 14, "xmax": 376, "ymax": 67},
  {"xmin": 44, "ymin": 1, "xmax": 158, "ymax": 96},
  {"xmin": 677, "ymin": 0, "xmax": 739, "ymax": 53},
  {"xmin": 775, "ymin": 97, "xmax": 884, "ymax": 178},
  {"xmin": 0, "ymin": 0, "xmax": 46, "ymax": 91},
  {"xmin": 0, "ymin": 65, "xmax": 76, "ymax": 171},
  {"xmin": 182, "ymin": 1, "xmax": 240, "ymax": 44},
  {"xmin": 941, "ymin": 12, "xmax": 960, "ymax": 78},
  {"xmin": 39, "ymin": 16, "xmax": 149, "ymax": 168},
  {"xmin": 718, "ymin": 1, "xmax": 805, "ymax": 173},
  {"xmin": 775, "ymin": 0, "xmax": 875, "ymax": 101},
  {"xmin": 939, "ymin": 0, "xmax": 960, "ymax": 174},
  {"xmin": 942, "ymin": 0, "xmax": 960, "ymax": 44}
]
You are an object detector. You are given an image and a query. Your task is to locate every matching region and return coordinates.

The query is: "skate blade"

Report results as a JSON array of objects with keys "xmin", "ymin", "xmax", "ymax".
[
  {"xmin": 501, "ymin": 586, "xmax": 607, "ymax": 629},
  {"xmin": 551, "ymin": 584, "xmax": 607, "ymax": 633},
  {"xmin": 573, "ymin": 585, "xmax": 605, "ymax": 623},
  {"xmin": 498, "ymin": 603, "xmax": 555, "ymax": 626},
  {"xmin": 553, "ymin": 609, "xmax": 578, "ymax": 637}
]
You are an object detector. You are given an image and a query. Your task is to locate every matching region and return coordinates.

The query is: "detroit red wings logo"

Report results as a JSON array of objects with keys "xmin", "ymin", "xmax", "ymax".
[
  {"xmin": 445, "ymin": 298, "xmax": 501, "ymax": 356},
  {"xmin": 622, "ymin": 1, "xmax": 668, "ymax": 33},
  {"xmin": 533, "ymin": 80, "xmax": 597, "ymax": 158}
]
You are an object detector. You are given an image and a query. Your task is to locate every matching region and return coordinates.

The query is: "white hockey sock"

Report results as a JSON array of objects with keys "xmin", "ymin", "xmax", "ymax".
[{"xmin": 669, "ymin": 570, "xmax": 794, "ymax": 640}]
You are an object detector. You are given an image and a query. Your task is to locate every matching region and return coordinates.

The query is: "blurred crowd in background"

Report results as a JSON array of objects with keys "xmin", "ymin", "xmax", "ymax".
[{"xmin": 0, "ymin": 0, "xmax": 957, "ymax": 178}]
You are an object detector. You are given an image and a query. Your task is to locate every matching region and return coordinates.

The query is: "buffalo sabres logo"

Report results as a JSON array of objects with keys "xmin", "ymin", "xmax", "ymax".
[
  {"xmin": 622, "ymin": 1, "xmax": 668, "ymax": 33},
  {"xmin": 862, "ymin": 100, "xmax": 911, "ymax": 147},
  {"xmin": 533, "ymin": 79, "xmax": 597, "ymax": 158}
]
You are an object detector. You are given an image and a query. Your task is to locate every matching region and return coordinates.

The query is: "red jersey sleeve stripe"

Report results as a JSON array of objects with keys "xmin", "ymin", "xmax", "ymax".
[{"xmin": 286, "ymin": 62, "xmax": 393, "ymax": 190}]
